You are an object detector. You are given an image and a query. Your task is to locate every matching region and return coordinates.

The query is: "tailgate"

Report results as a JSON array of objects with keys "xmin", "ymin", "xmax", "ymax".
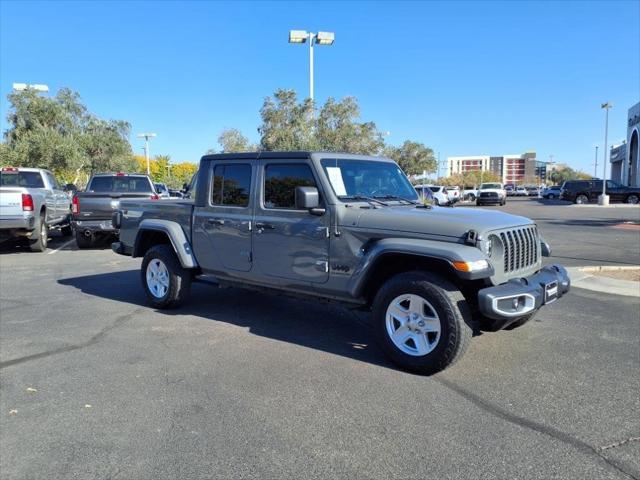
[
  {"xmin": 0, "ymin": 189, "xmax": 25, "ymax": 217},
  {"xmin": 75, "ymin": 193, "xmax": 153, "ymax": 220}
]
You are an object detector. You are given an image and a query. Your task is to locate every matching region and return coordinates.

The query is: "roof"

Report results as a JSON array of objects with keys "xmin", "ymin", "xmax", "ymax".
[{"xmin": 200, "ymin": 151, "xmax": 392, "ymax": 162}]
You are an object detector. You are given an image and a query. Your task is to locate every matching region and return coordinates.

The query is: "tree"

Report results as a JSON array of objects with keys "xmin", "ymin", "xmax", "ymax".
[
  {"xmin": 258, "ymin": 89, "xmax": 315, "ymax": 151},
  {"xmin": 384, "ymin": 141, "xmax": 436, "ymax": 176},
  {"xmin": 134, "ymin": 154, "xmax": 197, "ymax": 189},
  {"xmin": 1, "ymin": 87, "xmax": 134, "ymax": 184},
  {"xmin": 218, "ymin": 128, "xmax": 255, "ymax": 153}
]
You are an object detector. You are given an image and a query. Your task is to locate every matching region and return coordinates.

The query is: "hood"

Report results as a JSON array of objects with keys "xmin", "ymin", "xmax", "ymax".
[{"xmin": 346, "ymin": 205, "xmax": 533, "ymax": 239}]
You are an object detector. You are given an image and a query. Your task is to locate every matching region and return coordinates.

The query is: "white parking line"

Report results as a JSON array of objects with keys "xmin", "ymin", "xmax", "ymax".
[{"xmin": 47, "ymin": 238, "xmax": 76, "ymax": 254}]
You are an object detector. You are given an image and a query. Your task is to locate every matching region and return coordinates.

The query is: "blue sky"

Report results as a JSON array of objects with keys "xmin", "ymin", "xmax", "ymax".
[{"xmin": 1, "ymin": 0, "xmax": 639, "ymax": 173}]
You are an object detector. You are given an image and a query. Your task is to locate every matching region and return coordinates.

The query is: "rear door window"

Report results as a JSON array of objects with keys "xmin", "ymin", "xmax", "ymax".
[
  {"xmin": 0, "ymin": 171, "xmax": 45, "ymax": 188},
  {"xmin": 211, "ymin": 164, "xmax": 252, "ymax": 207}
]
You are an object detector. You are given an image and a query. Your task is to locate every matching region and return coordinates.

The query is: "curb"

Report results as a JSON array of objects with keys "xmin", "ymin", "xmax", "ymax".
[{"xmin": 567, "ymin": 266, "xmax": 640, "ymax": 298}]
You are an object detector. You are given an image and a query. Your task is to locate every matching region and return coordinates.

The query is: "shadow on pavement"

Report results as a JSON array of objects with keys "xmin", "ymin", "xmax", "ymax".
[{"xmin": 58, "ymin": 269, "xmax": 393, "ymax": 371}]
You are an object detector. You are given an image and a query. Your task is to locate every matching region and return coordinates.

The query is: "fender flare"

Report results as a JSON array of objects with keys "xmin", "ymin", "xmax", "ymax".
[
  {"xmin": 133, "ymin": 219, "xmax": 198, "ymax": 269},
  {"xmin": 347, "ymin": 237, "xmax": 492, "ymax": 298}
]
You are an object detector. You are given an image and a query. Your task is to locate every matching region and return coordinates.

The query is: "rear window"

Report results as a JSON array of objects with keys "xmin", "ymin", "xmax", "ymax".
[
  {"xmin": 88, "ymin": 176, "xmax": 153, "ymax": 193},
  {"xmin": 428, "ymin": 186, "xmax": 441, "ymax": 192},
  {"xmin": 0, "ymin": 171, "xmax": 45, "ymax": 188}
]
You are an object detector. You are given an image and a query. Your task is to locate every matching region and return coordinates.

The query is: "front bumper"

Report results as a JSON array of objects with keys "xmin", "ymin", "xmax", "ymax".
[
  {"xmin": 72, "ymin": 219, "xmax": 118, "ymax": 234},
  {"xmin": 477, "ymin": 264, "xmax": 570, "ymax": 330}
]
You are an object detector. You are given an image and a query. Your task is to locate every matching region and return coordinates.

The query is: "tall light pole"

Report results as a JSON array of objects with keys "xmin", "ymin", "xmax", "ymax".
[
  {"xmin": 288, "ymin": 30, "xmax": 335, "ymax": 102},
  {"xmin": 599, "ymin": 103, "xmax": 612, "ymax": 206},
  {"xmin": 594, "ymin": 145, "xmax": 599, "ymax": 178},
  {"xmin": 137, "ymin": 133, "xmax": 157, "ymax": 176},
  {"xmin": 13, "ymin": 83, "xmax": 49, "ymax": 93}
]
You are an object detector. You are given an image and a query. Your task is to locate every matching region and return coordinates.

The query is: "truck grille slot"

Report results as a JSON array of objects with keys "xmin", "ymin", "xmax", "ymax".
[{"xmin": 499, "ymin": 226, "xmax": 538, "ymax": 274}]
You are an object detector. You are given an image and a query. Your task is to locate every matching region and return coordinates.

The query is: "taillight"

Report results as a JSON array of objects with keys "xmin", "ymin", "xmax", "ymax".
[
  {"xmin": 22, "ymin": 194, "xmax": 34, "ymax": 211},
  {"xmin": 443, "ymin": 188, "xmax": 448, "ymax": 194},
  {"xmin": 150, "ymin": 194, "xmax": 159, "ymax": 200},
  {"xmin": 72, "ymin": 195, "xmax": 80, "ymax": 214}
]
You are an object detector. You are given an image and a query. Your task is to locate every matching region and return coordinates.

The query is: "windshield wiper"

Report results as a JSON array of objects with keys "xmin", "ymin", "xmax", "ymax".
[
  {"xmin": 374, "ymin": 195, "xmax": 418, "ymax": 205},
  {"xmin": 338, "ymin": 195, "xmax": 389, "ymax": 207}
]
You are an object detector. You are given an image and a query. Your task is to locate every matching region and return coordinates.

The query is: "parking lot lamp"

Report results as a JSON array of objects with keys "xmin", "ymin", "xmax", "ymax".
[
  {"xmin": 289, "ymin": 30, "xmax": 335, "ymax": 102},
  {"xmin": 137, "ymin": 133, "xmax": 157, "ymax": 176},
  {"xmin": 599, "ymin": 103, "xmax": 612, "ymax": 206},
  {"xmin": 594, "ymin": 145, "xmax": 598, "ymax": 178}
]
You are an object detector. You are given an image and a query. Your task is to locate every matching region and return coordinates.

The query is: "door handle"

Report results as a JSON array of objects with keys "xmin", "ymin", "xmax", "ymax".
[
  {"xmin": 207, "ymin": 218, "xmax": 225, "ymax": 226},
  {"xmin": 255, "ymin": 222, "xmax": 275, "ymax": 230}
]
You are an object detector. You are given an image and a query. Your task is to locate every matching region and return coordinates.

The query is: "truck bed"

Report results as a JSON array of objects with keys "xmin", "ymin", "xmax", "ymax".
[{"xmin": 118, "ymin": 198, "xmax": 195, "ymax": 249}]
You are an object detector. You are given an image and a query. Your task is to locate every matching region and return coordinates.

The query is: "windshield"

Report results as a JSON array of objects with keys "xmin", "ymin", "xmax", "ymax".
[
  {"xmin": 88, "ymin": 175, "xmax": 153, "ymax": 193},
  {"xmin": 321, "ymin": 159, "xmax": 418, "ymax": 201},
  {"xmin": 1, "ymin": 171, "xmax": 45, "ymax": 188},
  {"xmin": 480, "ymin": 183, "xmax": 502, "ymax": 190}
]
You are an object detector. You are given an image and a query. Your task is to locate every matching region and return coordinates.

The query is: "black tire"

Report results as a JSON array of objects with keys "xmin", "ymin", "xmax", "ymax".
[
  {"xmin": 504, "ymin": 312, "xmax": 537, "ymax": 330},
  {"xmin": 75, "ymin": 230, "xmax": 94, "ymax": 249},
  {"xmin": 434, "ymin": 198, "xmax": 440, "ymax": 206},
  {"xmin": 501, "ymin": 198, "xmax": 506, "ymax": 206},
  {"xmin": 29, "ymin": 214, "xmax": 48, "ymax": 252},
  {"xmin": 575, "ymin": 194, "xmax": 589, "ymax": 204},
  {"xmin": 372, "ymin": 271, "xmax": 473, "ymax": 375},
  {"xmin": 141, "ymin": 244, "xmax": 191, "ymax": 309},
  {"xmin": 626, "ymin": 194, "xmax": 639, "ymax": 205},
  {"xmin": 476, "ymin": 201, "xmax": 482, "ymax": 206},
  {"xmin": 468, "ymin": 194, "xmax": 476, "ymax": 202},
  {"xmin": 548, "ymin": 193, "xmax": 555, "ymax": 199}
]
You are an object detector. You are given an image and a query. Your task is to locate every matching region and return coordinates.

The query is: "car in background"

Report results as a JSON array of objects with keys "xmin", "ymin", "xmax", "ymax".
[
  {"xmin": 0, "ymin": 167, "xmax": 73, "ymax": 251},
  {"xmin": 514, "ymin": 186, "xmax": 528, "ymax": 196},
  {"xmin": 154, "ymin": 183, "xmax": 171, "ymax": 199},
  {"xmin": 525, "ymin": 186, "xmax": 540, "ymax": 197},
  {"xmin": 168, "ymin": 189, "xmax": 184, "ymax": 198},
  {"xmin": 476, "ymin": 182, "xmax": 506, "ymax": 206},
  {"xmin": 561, "ymin": 179, "xmax": 640, "ymax": 204},
  {"xmin": 505, "ymin": 185, "xmax": 515, "ymax": 196},
  {"xmin": 414, "ymin": 185, "xmax": 449, "ymax": 206},
  {"xmin": 542, "ymin": 185, "xmax": 562, "ymax": 199},
  {"xmin": 72, "ymin": 173, "xmax": 159, "ymax": 248},
  {"xmin": 446, "ymin": 185, "xmax": 461, "ymax": 204}
]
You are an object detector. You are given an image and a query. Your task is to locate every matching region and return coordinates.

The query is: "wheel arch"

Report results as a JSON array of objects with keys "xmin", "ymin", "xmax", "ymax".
[{"xmin": 133, "ymin": 220, "xmax": 198, "ymax": 269}]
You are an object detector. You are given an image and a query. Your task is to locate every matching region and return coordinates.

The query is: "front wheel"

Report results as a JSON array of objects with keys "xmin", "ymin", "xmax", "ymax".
[
  {"xmin": 626, "ymin": 194, "xmax": 639, "ymax": 204},
  {"xmin": 141, "ymin": 244, "xmax": 191, "ymax": 309},
  {"xmin": 547, "ymin": 193, "xmax": 555, "ymax": 199},
  {"xmin": 372, "ymin": 272, "xmax": 473, "ymax": 375}
]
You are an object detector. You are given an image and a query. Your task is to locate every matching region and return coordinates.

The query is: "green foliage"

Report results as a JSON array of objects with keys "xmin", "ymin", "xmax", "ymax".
[
  {"xmin": 133, "ymin": 154, "xmax": 197, "ymax": 189},
  {"xmin": 384, "ymin": 141, "xmax": 436, "ymax": 176},
  {"xmin": 258, "ymin": 90, "xmax": 316, "ymax": 151},
  {"xmin": 435, "ymin": 171, "xmax": 502, "ymax": 188},
  {"xmin": 548, "ymin": 166, "xmax": 592, "ymax": 185},
  {"xmin": 1, "ymin": 87, "xmax": 134, "ymax": 185},
  {"xmin": 218, "ymin": 128, "xmax": 256, "ymax": 153}
]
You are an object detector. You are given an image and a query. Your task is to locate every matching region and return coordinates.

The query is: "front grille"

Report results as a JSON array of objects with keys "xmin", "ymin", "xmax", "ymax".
[
  {"xmin": 498, "ymin": 226, "xmax": 539, "ymax": 274},
  {"xmin": 480, "ymin": 192, "xmax": 498, "ymax": 198}
]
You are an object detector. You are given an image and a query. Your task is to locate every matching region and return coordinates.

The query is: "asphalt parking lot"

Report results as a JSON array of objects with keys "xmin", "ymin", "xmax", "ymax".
[{"xmin": 1, "ymin": 198, "xmax": 639, "ymax": 480}]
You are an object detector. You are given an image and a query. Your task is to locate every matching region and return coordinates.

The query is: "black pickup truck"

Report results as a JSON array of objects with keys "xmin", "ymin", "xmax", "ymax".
[
  {"xmin": 72, "ymin": 173, "xmax": 159, "ymax": 248},
  {"xmin": 561, "ymin": 179, "xmax": 640, "ymax": 204}
]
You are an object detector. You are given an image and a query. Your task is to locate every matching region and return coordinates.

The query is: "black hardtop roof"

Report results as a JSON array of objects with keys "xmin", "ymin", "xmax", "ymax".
[{"xmin": 201, "ymin": 151, "xmax": 311, "ymax": 162}]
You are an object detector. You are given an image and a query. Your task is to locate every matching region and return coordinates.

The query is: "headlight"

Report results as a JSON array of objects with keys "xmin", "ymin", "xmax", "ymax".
[{"xmin": 482, "ymin": 235, "xmax": 502, "ymax": 258}]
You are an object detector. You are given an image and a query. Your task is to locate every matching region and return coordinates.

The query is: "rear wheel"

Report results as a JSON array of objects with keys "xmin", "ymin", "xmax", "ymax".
[
  {"xmin": 372, "ymin": 271, "xmax": 473, "ymax": 375},
  {"xmin": 547, "ymin": 193, "xmax": 555, "ymax": 199},
  {"xmin": 141, "ymin": 244, "xmax": 191, "ymax": 309},
  {"xmin": 626, "ymin": 194, "xmax": 639, "ymax": 204},
  {"xmin": 575, "ymin": 194, "xmax": 589, "ymax": 204},
  {"xmin": 29, "ymin": 215, "xmax": 48, "ymax": 252}
]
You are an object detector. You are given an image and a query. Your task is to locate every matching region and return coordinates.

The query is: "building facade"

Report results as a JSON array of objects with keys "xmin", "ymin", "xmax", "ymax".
[
  {"xmin": 447, "ymin": 151, "xmax": 543, "ymax": 185},
  {"xmin": 611, "ymin": 102, "xmax": 639, "ymax": 187}
]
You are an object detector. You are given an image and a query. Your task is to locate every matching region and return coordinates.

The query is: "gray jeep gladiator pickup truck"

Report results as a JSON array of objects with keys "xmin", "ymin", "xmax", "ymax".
[{"xmin": 112, "ymin": 152, "xmax": 570, "ymax": 374}]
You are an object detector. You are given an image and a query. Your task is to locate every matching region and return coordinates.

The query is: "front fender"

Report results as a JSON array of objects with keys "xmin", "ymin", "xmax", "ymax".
[
  {"xmin": 134, "ymin": 219, "xmax": 198, "ymax": 269},
  {"xmin": 347, "ymin": 237, "xmax": 492, "ymax": 298}
]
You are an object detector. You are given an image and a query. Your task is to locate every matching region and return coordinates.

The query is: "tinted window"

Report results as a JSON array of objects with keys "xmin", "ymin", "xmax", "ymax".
[
  {"xmin": 0, "ymin": 171, "xmax": 45, "ymax": 188},
  {"xmin": 428, "ymin": 186, "xmax": 441, "ymax": 192},
  {"xmin": 212, "ymin": 164, "xmax": 251, "ymax": 207},
  {"xmin": 89, "ymin": 176, "xmax": 153, "ymax": 192},
  {"xmin": 264, "ymin": 163, "xmax": 316, "ymax": 209}
]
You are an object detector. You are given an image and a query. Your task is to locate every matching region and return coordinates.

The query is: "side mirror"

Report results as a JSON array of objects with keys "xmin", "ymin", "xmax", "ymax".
[{"xmin": 295, "ymin": 186, "xmax": 323, "ymax": 214}]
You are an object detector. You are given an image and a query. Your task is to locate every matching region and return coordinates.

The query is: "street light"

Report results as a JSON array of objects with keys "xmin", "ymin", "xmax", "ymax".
[
  {"xmin": 599, "ymin": 102, "xmax": 612, "ymax": 206},
  {"xmin": 594, "ymin": 145, "xmax": 599, "ymax": 178},
  {"xmin": 13, "ymin": 83, "xmax": 49, "ymax": 92},
  {"xmin": 288, "ymin": 29, "xmax": 335, "ymax": 102},
  {"xmin": 137, "ymin": 133, "xmax": 157, "ymax": 176}
]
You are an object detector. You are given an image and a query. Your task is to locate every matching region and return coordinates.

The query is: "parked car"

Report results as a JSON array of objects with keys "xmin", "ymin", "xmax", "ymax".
[
  {"xmin": 0, "ymin": 167, "xmax": 73, "ymax": 251},
  {"xmin": 560, "ymin": 179, "xmax": 640, "ymax": 204},
  {"xmin": 446, "ymin": 185, "xmax": 461, "ymax": 204},
  {"xmin": 542, "ymin": 186, "xmax": 562, "ymax": 199},
  {"xmin": 154, "ymin": 183, "xmax": 171, "ymax": 199},
  {"xmin": 168, "ymin": 189, "xmax": 184, "ymax": 198},
  {"xmin": 72, "ymin": 173, "xmax": 158, "ymax": 248},
  {"xmin": 514, "ymin": 186, "xmax": 528, "ymax": 196},
  {"xmin": 476, "ymin": 182, "xmax": 507, "ymax": 206},
  {"xmin": 462, "ymin": 188, "xmax": 477, "ymax": 202},
  {"xmin": 525, "ymin": 186, "xmax": 539, "ymax": 197},
  {"xmin": 426, "ymin": 186, "xmax": 450, "ymax": 206},
  {"xmin": 112, "ymin": 151, "xmax": 570, "ymax": 375},
  {"xmin": 505, "ymin": 185, "xmax": 515, "ymax": 196}
]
